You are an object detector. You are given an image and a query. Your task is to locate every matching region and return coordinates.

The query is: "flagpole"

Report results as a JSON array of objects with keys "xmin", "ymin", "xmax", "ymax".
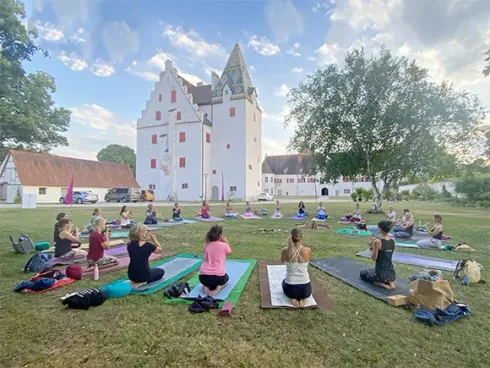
[{"xmin": 221, "ymin": 170, "xmax": 224, "ymax": 202}]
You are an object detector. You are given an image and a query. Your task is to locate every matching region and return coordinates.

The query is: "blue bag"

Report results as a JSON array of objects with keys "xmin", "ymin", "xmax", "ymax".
[{"xmin": 24, "ymin": 252, "xmax": 53, "ymax": 273}]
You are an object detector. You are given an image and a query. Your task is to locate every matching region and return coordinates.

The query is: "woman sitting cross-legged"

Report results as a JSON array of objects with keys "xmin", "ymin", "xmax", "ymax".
[
  {"xmin": 144, "ymin": 204, "xmax": 158, "ymax": 225},
  {"xmin": 416, "ymin": 215, "xmax": 444, "ymax": 250},
  {"xmin": 244, "ymin": 201, "xmax": 253, "ymax": 217},
  {"xmin": 87, "ymin": 218, "xmax": 118, "ymax": 268},
  {"xmin": 360, "ymin": 221, "xmax": 396, "ymax": 289},
  {"xmin": 54, "ymin": 219, "xmax": 87, "ymax": 260},
  {"xmin": 199, "ymin": 225, "xmax": 232, "ymax": 297},
  {"xmin": 281, "ymin": 228, "xmax": 312, "ymax": 307},
  {"xmin": 172, "ymin": 202, "xmax": 183, "ymax": 221},
  {"xmin": 120, "ymin": 206, "xmax": 133, "ymax": 228},
  {"xmin": 393, "ymin": 209, "xmax": 414, "ymax": 239},
  {"xmin": 316, "ymin": 201, "xmax": 327, "ymax": 219},
  {"xmin": 224, "ymin": 201, "xmax": 237, "ymax": 218},
  {"xmin": 127, "ymin": 223, "xmax": 164, "ymax": 288},
  {"xmin": 271, "ymin": 200, "xmax": 283, "ymax": 218},
  {"xmin": 297, "ymin": 201, "xmax": 307, "ymax": 217},
  {"xmin": 199, "ymin": 200, "xmax": 210, "ymax": 219}
]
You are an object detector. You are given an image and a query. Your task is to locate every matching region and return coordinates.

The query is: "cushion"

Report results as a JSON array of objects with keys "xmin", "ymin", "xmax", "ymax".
[
  {"xmin": 35, "ymin": 242, "xmax": 51, "ymax": 251},
  {"xmin": 105, "ymin": 282, "xmax": 132, "ymax": 298}
]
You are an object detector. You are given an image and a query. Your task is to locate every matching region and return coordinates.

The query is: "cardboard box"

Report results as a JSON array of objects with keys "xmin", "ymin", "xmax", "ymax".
[{"xmin": 387, "ymin": 294, "xmax": 408, "ymax": 307}]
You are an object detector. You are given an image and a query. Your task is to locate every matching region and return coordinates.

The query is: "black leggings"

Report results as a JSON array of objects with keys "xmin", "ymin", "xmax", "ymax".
[
  {"xmin": 199, "ymin": 273, "xmax": 229, "ymax": 291},
  {"xmin": 282, "ymin": 280, "xmax": 312, "ymax": 300},
  {"xmin": 147, "ymin": 268, "xmax": 165, "ymax": 283}
]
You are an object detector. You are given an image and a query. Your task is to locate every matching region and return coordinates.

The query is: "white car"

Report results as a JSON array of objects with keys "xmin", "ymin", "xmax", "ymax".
[{"xmin": 258, "ymin": 192, "xmax": 274, "ymax": 201}]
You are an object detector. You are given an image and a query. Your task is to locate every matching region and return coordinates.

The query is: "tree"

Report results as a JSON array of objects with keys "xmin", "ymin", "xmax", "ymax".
[
  {"xmin": 0, "ymin": 0, "xmax": 71, "ymax": 161},
  {"xmin": 484, "ymin": 49, "xmax": 490, "ymax": 77},
  {"xmin": 286, "ymin": 48, "xmax": 486, "ymax": 208},
  {"xmin": 97, "ymin": 145, "xmax": 136, "ymax": 172}
]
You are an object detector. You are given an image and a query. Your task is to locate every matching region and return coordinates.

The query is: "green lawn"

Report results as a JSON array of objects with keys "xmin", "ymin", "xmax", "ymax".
[{"xmin": 1, "ymin": 201, "xmax": 489, "ymax": 368}]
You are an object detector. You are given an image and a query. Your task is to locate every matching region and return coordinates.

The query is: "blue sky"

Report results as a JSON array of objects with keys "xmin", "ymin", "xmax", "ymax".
[{"xmin": 24, "ymin": 0, "xmax": 490, "ymax": 160}]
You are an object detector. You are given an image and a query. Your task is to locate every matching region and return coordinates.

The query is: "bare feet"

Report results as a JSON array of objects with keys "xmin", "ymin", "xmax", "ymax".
[
  {"xmin": 203, "ymin": 286, "xmax": 212, "ymax": 296},
  {"xmin": 130, "ymin": 281, "xmax": 147, "ymax": 289},
  {"xmin": 374, "ymin": 282, "xmax": 393, "ymax": 290},
  {"xmin": 388, "ymin": 282, "xmax": 396, "ymax": 289},
  {"xmin": 299, "ymin": 299, "xmax": 306, "ymax": 308},
  {"xmin": 290, "ymin": 299, "xmax": 300, "ymax": 307}
]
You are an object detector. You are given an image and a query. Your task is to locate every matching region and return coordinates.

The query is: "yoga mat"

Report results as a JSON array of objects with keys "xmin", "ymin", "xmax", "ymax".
[
  {"xmin": 270, "ymin": 215, "xmax": 284, "ymax": 219},
  {"xmin": 105, "ymin": 244, "xmax": 128, "ymax": 256},
  {"xmin": 169, "ymin": 219, "xmax": 197, "ymax": 224},
  {"xmin": 240, "ymin": 214, "xmax": 261, "ymax": 219},
  {"xmin": 310, "ymin": 257, "xmax": 410, "ymax": 303},
  {"xmin": 102, "ymin": 253, "xmax": 202, "ymax": 295},
  {"xmin": 395, "ymin": 242, "xmax": 420, "ymax": 249},
  {"xmin": 312, "ymin": 218, "xmax": 326, "ymax": 222},
  {"xmin": 336, "ymin": 228, "xmax": 372, "ymax": 237},
  {"xmin": 24, "ymin": 278, "xmax": 76, "ymax": 294},
  {"xmin": 258, "ymin": 261, "xmax": 333, "ymax": 310},
  {"xmin": 81, "ymin": 230, "xmax": 128, "ymax": 239},
  {"xmin": 224, "ymin": 215, "xmax": 238, "ymax": 219},
  {"xmin": 164, "ymin": 259, "xmax": 256, "ymax": 307},
  {"xmin": 356, "ymin": 249, "xmax": 459, "ymax": 271},
  {"xmin": 195, "ymin": 216, "xmax": 223, "ymax": 222},
  {"xmin": 291, "ymin": 215, "xmax": 308, "ymax": 220},
  {"xmin": 59, "ymin": 252, "xmax": 173, "ymax": 278},
  {"xmin": 184, "ymin": 260, "xmax": 254, "ymax": 301}
]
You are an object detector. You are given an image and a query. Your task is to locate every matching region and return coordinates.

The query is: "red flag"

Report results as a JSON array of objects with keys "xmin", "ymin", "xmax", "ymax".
[
  {"xmin": 221, "ymin": 170, "xmax": 224, "ymax": 201},
  {"xmin": 65, "ymin": 175, "xmax": 74, "ymax": 205}
]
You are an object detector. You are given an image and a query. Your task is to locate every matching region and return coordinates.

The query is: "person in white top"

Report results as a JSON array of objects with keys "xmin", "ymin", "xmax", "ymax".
[
  {"xmin": 120, "ymin": 205, "xmax": 132, "ymax": 228},
  {"xmin": 385, "ymin": 207, "xmax": 396, "ymax": 223},
  {"xmin": 280, "ymin": 228, "xmax": 312, "ymax": 308},
  {"xmin": 271, "ymin": 200, "xmax": 283, "ymax": 218}
]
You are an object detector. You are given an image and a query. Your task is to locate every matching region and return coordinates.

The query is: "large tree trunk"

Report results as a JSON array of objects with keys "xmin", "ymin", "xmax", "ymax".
[{"xmin": 371, "ymin": 176, "xmax": 382, "ymax": 209}]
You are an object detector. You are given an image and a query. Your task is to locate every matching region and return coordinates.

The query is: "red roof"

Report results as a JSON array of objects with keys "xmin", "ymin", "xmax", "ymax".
[{"xmin": 8, "ymin": 150, "xmax": 139, "ymax": 188}]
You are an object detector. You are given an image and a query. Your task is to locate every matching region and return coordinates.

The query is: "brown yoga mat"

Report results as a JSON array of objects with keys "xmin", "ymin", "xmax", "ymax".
[{"xmin": 258, "ymin": 260, "xmax": 333, "ymax": 310}]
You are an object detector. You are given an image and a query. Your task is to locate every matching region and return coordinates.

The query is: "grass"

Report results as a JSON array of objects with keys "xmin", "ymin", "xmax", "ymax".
[{"xmin": 1, "ymin": 201, "xmax": 489, "ymax": 368}]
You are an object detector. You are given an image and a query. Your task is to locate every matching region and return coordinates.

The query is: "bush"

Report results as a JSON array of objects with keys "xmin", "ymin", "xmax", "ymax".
[
  {"xmin": 383, "ymin": 189, "xmax": 394, "ymax": 200},
  {"xmin": 362, "ymin": 188, "xmax": 373, "ymax": 201},
  {"xmin": 400, "ymin": 190, "xmax": 410, "ymax": 201},
  {"xmin": 455, "ymin": 174, "xmax": 490, "ymax": 207},
  {"xmin": 351, "ymin": 192, "xmax": 358, "ymax": 202},
  {"xmin": 354, "ymin": 187, "xmax": 363, "ymax": 201},
  {"xmin": 411, "ymin": 184, "xmax": 436, "ymax": 201}
]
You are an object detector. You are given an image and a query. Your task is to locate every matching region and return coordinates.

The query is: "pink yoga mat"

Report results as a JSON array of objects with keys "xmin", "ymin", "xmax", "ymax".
[
  {"xmin": 59, "ymin": 252, "xmax": 172, "ymax": 278},
  {"xmin": 240, "ymin": 214, "xmax": 261, "ymax": 219}
]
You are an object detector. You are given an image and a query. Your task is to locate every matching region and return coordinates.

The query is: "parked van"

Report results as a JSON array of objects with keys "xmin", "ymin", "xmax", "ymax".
[
  {"xmin": 105, "ymin": 188, "xmax": 141, "ymax": 203},
  {"xmin": 141, "ymin": 189, "xmax": 155, "ymax": 202}
]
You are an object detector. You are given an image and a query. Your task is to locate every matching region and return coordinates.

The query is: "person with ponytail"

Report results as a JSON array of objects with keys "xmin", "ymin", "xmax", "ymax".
[
  {"xmin": 280, "ymin": 228, "xmax": 313, "ymax": 307},
  {"xmin": 199, "ymin": 225, "xmax": 232, "ymax": 296}
]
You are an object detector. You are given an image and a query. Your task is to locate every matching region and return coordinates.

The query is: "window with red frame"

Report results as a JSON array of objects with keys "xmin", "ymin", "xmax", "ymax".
[
  {"xmin": 344, "ymin": 189, "xmax": 351, "ymax": 194},
  {"xmin": 287, "ymin": 178, "xmax": 295, "ymax": 183},
  {"xmin": 226, "ymin": 144, "xmax": 230, "ymax": 149},
  {"xmin": 149, "ymin": 184, "xmax": 156, "ymax": 190},
  {"xmin": 274, "ymin": 179, "xmax": 282, "ymax": 184},
  {"xmin": 150, "ymin": 159, "xmax": 156, "ymax": 169},
  {"xmin": 151, "ymin": 134, "xmax": 157, "ymax": 144},
  {"xmin": 206, "ymin": 133, "xmax": 211, "ymax": 143},
  {"xmin": 298, "ymin": 178, "xmax": 305, "ymax": 183},
  {"xmin": 179, "ymin": 157, "xmax": 186, "ymax": 168},
  {"xmin": 170, "ymin": 90, "xmax": 176, "ymax": 103},
  {"xmin": 155, "ymin": 111, "xmax": 161, "ymax": 121},
  {"xmin": 229, "ymin": 107, "xmax": 235, "ymax": 117},
  {"xmin": 230, "ymin": 186, "xmax": 237, "ymax": 191},
  {"xmin": 182, "ymin": 183, "xmax": 188, "ymax": 189},
  {"xmin": 158, "ymin": 93, "xmax": 162, "ymax": 101},
  {"xmin": 179, "ymin": 132, "xmax": 186, "ymax": 142},
  {"xmin": 176, "ymin": 111, "xmax": 182, "ymax": 120},
  {"xmin": 307, "ymin": 178, "xmax": 316, "ymax": 183},
  {"xmin": 213, "ymin": 170, "xmax": 216, "ymax": 174}
]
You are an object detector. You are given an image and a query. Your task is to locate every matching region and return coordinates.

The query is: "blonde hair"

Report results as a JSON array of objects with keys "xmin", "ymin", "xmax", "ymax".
[
  {"xmin": 287, "ymin": 228, "xmax": 303, "ymax": 260},
  {"xmin": 93, "ymin": 218, "xmax": 106, "ymax": 233},
  {"xmin": 93, "ymin": 208, "xmax": 101, "ymax": 215},
  {"xmin": 128, "ymin": 223, "xmax": 147, "ymax": 242}
]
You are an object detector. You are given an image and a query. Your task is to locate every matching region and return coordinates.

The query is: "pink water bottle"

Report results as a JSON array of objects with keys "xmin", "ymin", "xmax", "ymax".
[{"xmin": 94, "ymin": 264, "xmax": 99, "ymax": 281}]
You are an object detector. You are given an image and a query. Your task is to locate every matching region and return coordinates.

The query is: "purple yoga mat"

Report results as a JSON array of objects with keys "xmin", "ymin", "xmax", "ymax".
[
  {"xmin": 105, "ymin": 245, "xmax": 128, "ymax": 256},
  {"xmin": 291, "ymin": 215, "xmax": 308, "ymax": 220},
  {"xmin": 240, "ymin": 214, "xmax": 261, "ymax": 219},
  {"xmin": 195, "ymin": 216, "xmax": 223, "ymax": 222}
]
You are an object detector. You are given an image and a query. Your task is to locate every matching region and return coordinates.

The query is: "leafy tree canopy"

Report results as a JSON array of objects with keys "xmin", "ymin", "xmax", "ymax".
[
  {"xmin": 286, "ymin": 47, "xmax": 486, "ymax": 208},
  {"xmin": 97, "ymin": 144, "xmax": 136, "ymax": 172},
  {"xmin": 0, "ymin": 0, "xmax": 70, "ymax": 160}
]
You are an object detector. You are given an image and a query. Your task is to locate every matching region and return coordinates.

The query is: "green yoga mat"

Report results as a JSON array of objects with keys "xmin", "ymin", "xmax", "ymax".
[
  {"xmin": 336, "ymin": 228, "xmax": 373, "ymax": 237},
  {"xmin": 102, "ymin": 253, "xmax": 202, "ymax": 296},
  {"xmin": 164, "ymin": 259, "xmax": 256, "ymax": 307}
]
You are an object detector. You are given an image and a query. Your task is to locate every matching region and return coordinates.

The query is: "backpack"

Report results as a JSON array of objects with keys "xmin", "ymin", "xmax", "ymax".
[
  {"xmin": 454, "ymin": 260, "xmax": 482, "ymax": 284},
  {"xmin": 24, "ymin": 252, "xmax": 53, "ymax": 273},
  {"xmin": 164, "ymin": 282, "xmax": 191, "ymax": 298}
]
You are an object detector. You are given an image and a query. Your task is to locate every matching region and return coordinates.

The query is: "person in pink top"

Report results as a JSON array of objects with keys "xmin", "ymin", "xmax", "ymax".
[{"xmin": 199, "ymin": 225, "xmax": 232, "ymax": 296}]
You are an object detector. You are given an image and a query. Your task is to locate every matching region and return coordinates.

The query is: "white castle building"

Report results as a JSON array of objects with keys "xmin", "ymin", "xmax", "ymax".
[
  {"xmin": 262, "ymin": 154, "xmax": 380, "ymax": 197},
  {"xmin": 136, "ymin": 44, "xmax": 262, "ymax": 201}
]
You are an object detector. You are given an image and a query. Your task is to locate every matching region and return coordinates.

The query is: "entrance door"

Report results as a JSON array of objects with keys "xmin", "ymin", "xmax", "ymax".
[
  {"xmin": 277, "ymin": 190, "xmax": 282, "ymax": 197},
  {"xmin": 321, "ymin": 188, "xmax": 329, "ymax": 196},
  {"xmin": 211, "ymin": 186, "xmax": 219, "ymax": 201}
]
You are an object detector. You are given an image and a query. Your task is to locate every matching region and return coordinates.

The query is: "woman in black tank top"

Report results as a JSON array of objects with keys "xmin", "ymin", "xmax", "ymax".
[{"xmin": 360, "ymin": 220, "xmax": 396, "ymax": 289}]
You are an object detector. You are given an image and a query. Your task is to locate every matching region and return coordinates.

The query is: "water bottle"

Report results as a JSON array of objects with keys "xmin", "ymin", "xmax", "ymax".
[{"xmin": 94, "ymin": 264, "xmax": 99, "ymax": 281}]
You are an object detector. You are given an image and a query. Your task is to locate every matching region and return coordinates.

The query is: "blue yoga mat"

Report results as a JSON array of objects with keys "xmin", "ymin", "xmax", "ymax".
[
  {"xmin": 291, "ymin": 215, "xmax": 307, "ymax": 220},
  {"xmin": 396, "ymin": 242, "xmax": 420, "ymax": 249},
  {"xmin": 184, "ymin": 260, "xmax": 252, "ymax": 301},
  {"xmin": 80, "ymin": 230, "xmax": 128, "ymax": 238},
  {"xmin": 169, "ymin": 219, "xmax": 197, "ymax": 224}
]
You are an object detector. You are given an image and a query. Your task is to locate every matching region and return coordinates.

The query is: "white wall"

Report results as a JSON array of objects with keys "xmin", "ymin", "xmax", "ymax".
[
  {"xmin": 22, "ymin": 186, "xmax": 109, "ymax": 204},
  {"xmin": 0, "ymin": 155, "xmax": 21, "ymax": 202},
  {"xmin": 211, "ymin": 85, "xmax": 246, "ymax": 200},
  {"xmin": 399, "ymin": 181, "xmax": 456, "ymax": 195},
  {"xmin": 245, "ymin": 97, "xmax": 262, "ymax": 199},
  {"xmin": 262, "ymin": 173, "xmax": 274, "ymax": 194}
]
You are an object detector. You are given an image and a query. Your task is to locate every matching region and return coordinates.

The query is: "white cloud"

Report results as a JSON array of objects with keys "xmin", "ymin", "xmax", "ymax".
[
  {"xmin": 69, "ymin": 28, "xmax": 88, "ymax": 43},
  {"xmin": 91, "ymin": 59, "xmax": 115, "ymax": 77},
  {"xmin": 287, "ymin": 42, "xmax": 302, "ymax": 57},
  {"xmin": 330, "ymin": 0, "xmax": 398, "ymax": 31},
  {"xmin": 58, "ymin": 51, "xmax": 88, "ymax": 71},
  {"xmin": 248, "ymin": 35, "xmax": 280, "ymax": 56},
  {"xmin": 163, "ymin": 25, "xmax": 225, "ymax": 58},
  {"xmin": 54, "ymin": 104, "xmax": 136, "ymax": 159},
  {"xmin": 34, "ymin": 21, "xmax": 65, "ymax": 42},
  {"xmin": 250, "ymin": 65, "xmax": 256, "ymax": 71},
  {"xmin": 274, "ymin": 84, "xmax": 290, "ymax": 97},
  {"xmin": 178, "ymin": 71, "xmax": 203, "ymax": 85},
  {"xmin": 51, "ymin": 0, "xmax": 89, "ymax": 27},
  {"xmin": 147, "ymin": 52, "xmax": 178, "ymax": 69},
  {"xmin": 316, "ymin": 42, "xmax": 344, "ymax": 64},
  {"xmin": 34, "ymin": 0, "xmax": 45, "ymax": 12},
  {"xmin": 263, "ymin": 137, "xmax": 288, "ymax": 157},
  {"xmin": 202, "ymin": 66, "xmax": 221, "ymax": 77},
  {"xmin": 265, "ymin": 0, "xmax": 304, "ymax": 42},
  {"xmin": 291, "ymin": 67, "xmax": 303, "ymax": 73},
  {"xmin": 125, "ymin": 61, "xmax": 160, "ymax": 82},
  {"xmin": 102, "ymin": 21, "xmax": 139, "ymax": 63},
  {"xmin": 263, "ymin": 104, "xmax": 291, "ymax": 124}
]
